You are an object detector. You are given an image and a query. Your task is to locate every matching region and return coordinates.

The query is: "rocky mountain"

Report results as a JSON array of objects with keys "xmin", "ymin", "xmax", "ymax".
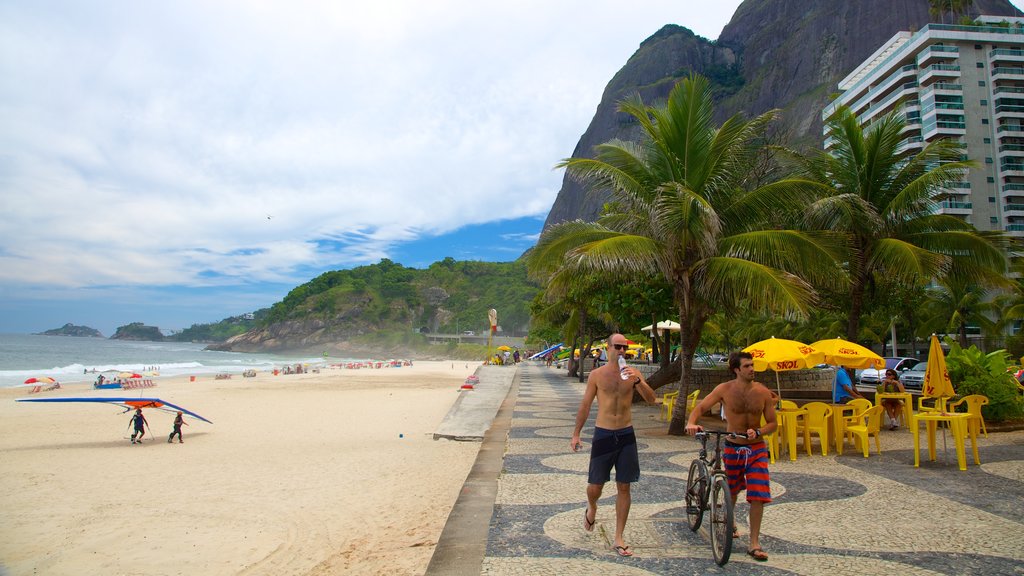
[
  {"xmin": 544, "ymin": 0, "xmax": 1023, "ymax": 227},
  {"xmin": 37, "ymin": 323, "xmax": 103, "ymax": 338},
  {"xmin": 111, "ymin": 322, "xmax": 164, "ymax": 341}
]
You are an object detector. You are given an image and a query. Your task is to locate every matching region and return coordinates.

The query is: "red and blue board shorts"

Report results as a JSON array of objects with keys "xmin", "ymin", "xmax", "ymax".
[{"xmin": 723, "ymin": 440, "xmax": 771, "ymax": 503}]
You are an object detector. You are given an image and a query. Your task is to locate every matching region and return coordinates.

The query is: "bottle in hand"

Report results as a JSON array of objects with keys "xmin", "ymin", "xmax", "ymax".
[{"xmin": 618, "ymin": 356, "xmax": 629, "ymax": 380}]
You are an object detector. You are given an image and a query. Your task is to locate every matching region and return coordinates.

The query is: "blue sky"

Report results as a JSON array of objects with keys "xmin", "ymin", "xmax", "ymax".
[{"xmin": 0, "ymin": 1, "xmax": 751, "ymax": 336}]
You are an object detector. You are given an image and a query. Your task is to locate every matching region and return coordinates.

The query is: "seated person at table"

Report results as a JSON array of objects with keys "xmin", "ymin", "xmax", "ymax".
[
  {"xmin": 832, "ymin": 368, "xmax": 864, "ymax": 403},
  {"xmin": 877, "ymin": 369, "xmax": 906, "ymax": 430}
]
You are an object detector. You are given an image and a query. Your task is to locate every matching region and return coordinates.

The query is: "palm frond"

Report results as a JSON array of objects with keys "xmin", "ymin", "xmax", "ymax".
[{"xmin": 695, "ymin": 256, "xmax": 815, "ymax": 317}]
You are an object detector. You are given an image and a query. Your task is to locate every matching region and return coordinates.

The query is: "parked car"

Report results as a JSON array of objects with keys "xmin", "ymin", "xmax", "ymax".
[
  {"xmin": 462, "ymin": 330, "xmax": 475, "ymax": 336},
  {"xmin": 858, "ymin": 356, "xmax": 919, "ymax": 389},
  {"xmin": 897, "ymin": 360, "xmax": 928, "ymax": 391}
]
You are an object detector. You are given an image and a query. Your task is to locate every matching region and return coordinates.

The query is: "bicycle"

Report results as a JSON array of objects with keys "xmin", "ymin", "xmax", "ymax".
[{"xmin": 685, "ymin": 430, "xmax": 740, "ymax": 566}]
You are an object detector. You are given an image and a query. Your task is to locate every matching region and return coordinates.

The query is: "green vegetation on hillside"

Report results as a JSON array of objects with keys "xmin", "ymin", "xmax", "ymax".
[
  {"xmin": 170, "ymin": 311, "xmax": 267, "ymax": 343},
  {"xmin": 111, "ymin": 322, "xmax": 164, "ymax": 341},
  {"xmin": 261, "ymin": 257, "xmax": 538, "ymax": 336}
]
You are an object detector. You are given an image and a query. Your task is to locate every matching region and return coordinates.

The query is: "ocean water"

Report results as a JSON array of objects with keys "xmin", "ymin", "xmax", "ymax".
[{"xmin": 0, "ymin": 333, "xmax": 341, "ymax": 388}]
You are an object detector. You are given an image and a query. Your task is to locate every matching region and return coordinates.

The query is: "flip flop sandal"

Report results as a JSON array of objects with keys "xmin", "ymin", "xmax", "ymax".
[
  {"xmin": 613, "ymin": 545, "xmax": 633, "ymax": 557},
  {"xmin": 583, "ymin": 508, "xmax": 595, "ymax": 532},
  {"xmin": 747, "ymin": 548, "xmax": 769, "ymax": 561}
]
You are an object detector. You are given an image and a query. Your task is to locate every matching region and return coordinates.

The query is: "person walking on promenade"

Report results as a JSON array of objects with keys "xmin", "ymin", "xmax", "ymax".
[
  {"xmin": 168, "ymin": 411, "xmax": 188, "ymax": 443},
  {"xmin": 570, "ymin": 333, "xmax": 657, "ymax": 557},
  {"xmin": 685, "ymin": 351, "xmax": 777, "ymax": 562},
  {"xmin": 129, "ymin": 408, "xmax": 149, "ymax": 444}
]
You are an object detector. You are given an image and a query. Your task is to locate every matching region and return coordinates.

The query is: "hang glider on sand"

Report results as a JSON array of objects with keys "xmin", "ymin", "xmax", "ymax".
[{"xmin": 16, "ymin": 397, "xmax": 212, "ymax": 424}]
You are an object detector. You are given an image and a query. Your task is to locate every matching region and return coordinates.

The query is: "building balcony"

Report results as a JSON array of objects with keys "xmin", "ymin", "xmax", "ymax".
[
  {"xmin": 992, "ymin": 67, "xmax": 1024, "ymax": 82},
  {"xmin": 1006, "ymin": 224, "xmax": 1024, "ymax": 236},
  {"xmin": 997, "ymin": 124, "xmax": 1024, "ymax": 134},
  {"xmin": 938, "ymin": 201, "xmax": 973, "ymax": 215},
  {"xmin": 994, "ymin": 85, "xmax": 1024, "ymax": 97},
  {"xmin": 1005, "ymin": 204, "xmax": 1024, "ymax": 217},
  {"xmin": 897, "ymin": 136, "xmax": 924, "ymax": 154},
  {"xmin": 919, "ymin": 64, "xmax": 961, "ymax": 85},
  {"xmin": 1003, "ymin": 183, "xmax": 1024, "ymax": 193},
  {"xmin": 917, "ymin": 44, "xmax": 959, "ymax": 66},
  {"xmin": 848, "ymin": 67, "xmax": 918, "ymax": 115},
  {"xmin": 1001, "ymin": 164, "xmax": 1024, "ymax": 177},
  {"xmin": 855, "ymin": 82, "xmax": 920, "ymax": 124},
  {"xmin": 999, "ymin": 144, "xmax": 1024, "ymax": 156},
  {"xmin": 990, "ymin": 48, "xmax": 1024, "ymax": 64}
]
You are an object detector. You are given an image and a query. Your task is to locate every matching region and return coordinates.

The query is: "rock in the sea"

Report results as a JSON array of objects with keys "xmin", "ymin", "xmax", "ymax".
[{"xmin": 37, "ymin": 323, "xmax": 104, "ymax": 338}]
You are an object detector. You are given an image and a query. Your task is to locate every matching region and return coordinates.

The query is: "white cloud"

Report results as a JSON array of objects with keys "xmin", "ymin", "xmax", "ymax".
[{"xmin": 0, "ymin": 0, "xmax": 744, "ymax": 296}]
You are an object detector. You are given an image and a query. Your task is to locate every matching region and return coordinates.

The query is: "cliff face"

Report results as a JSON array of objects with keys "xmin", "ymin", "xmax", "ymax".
[{"xmin": 544, "ymin": 0, "xmax": 1023, "ymax": 228}]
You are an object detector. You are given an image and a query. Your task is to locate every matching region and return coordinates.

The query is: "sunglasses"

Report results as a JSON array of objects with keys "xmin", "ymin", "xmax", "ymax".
[{"xmin": 612, "ymin": 344, "xmax": 629, "ymax": 351}]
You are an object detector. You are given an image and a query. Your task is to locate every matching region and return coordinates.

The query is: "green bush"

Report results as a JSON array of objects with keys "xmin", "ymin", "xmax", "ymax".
[{"xmin": 945, "ymin": 341, "xmax": 1024, "ymax": 422}]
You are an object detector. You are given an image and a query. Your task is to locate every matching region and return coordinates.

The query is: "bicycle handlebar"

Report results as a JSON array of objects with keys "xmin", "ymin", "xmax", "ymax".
[{"xmin": 695, "ymin": 430, "xmax": 744, "ymax": 440}]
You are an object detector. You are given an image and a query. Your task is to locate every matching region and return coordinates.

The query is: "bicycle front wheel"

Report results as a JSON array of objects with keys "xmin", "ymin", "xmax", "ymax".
[
  {"xmin": 685, "ymin": 459, "xmax": 709, "ymax": 531},
  {"xmin": 709, "ymin": 473, "xmax": 734, "ymax": 566}
]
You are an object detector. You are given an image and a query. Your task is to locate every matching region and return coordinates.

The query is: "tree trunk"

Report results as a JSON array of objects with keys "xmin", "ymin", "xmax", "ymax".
[
  {"xmin": 645, "ymin": 356, "xmax": 681, "ymax": 391},
  {"xmin": 668, "ymin": 306, "xmax": 706, "ymax": 436}
]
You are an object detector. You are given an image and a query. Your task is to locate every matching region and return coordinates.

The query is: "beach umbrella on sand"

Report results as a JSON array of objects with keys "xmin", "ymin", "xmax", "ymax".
[
  {"xmin": 496, "ymin": 345, "xmax": 512, "ymax": 352},
  {"xmin": 923, "ymin": 334, "xmax": 955, "ymax": 403},
  {"xmin": 809, "ymin": 338, "xmax": 884, "ymax": 370},
  {"xmin": 24, "ymin": 377, "xmax": 56, "ymax": 385},
  {"xmin": 118, "ymin": 372, "xmax": 142, "ymax": 379},
  {"xmin": 743, "ymin": 337, "xmax": 825, "ymax": 399}
]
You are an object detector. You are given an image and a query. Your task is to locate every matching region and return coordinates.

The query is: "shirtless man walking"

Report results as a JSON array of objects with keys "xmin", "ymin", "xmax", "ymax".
[
  {"xmin": 685, "ymin": 351, "xmax": 776, "ymax": 562},
  {"xmin": 571, "ymin": 333, "xmax": 657, "ymax": 557}
]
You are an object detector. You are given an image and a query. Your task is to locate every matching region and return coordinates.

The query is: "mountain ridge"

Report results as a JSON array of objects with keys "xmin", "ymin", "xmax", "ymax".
[{"xmin": 544, "ymin": 0, "xmax": 1024, "ymax": 228}]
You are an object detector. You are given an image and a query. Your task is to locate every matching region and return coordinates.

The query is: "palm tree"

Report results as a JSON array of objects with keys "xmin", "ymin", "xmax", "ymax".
[
  {"xmin": 921, "ymin": 276, "xmax": 994, "ymax": 348},
  {"xmin": 529, "ymin": 75, "xmax": 843, "ymax": 435},
  {"xmin": 929, "ymin": 0, "xmax": 975, "ymax": 23},
  {"xmin": 800, "ymin": 107, "xmax": 1007, "ymax": 346}
]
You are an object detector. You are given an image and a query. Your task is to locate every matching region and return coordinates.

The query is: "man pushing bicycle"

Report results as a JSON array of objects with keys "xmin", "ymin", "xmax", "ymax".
[{"xmin": 685, "ymin": 351, "xmax": 777, "ymax": 562}]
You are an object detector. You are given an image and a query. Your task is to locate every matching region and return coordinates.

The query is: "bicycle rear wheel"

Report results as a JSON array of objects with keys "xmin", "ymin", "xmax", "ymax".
[
  {"xmin": 709, "ymin": 473, "xmax": 734, "ymax": 566},
  {"xmin": 685, "ymin": 459, "xmax": 709, "ymax": 531}
]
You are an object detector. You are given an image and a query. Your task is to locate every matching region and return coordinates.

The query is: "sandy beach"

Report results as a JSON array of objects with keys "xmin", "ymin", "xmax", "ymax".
[{"xmin": 0, "ymin": 361, "xmax": 483, "ymax": 576}]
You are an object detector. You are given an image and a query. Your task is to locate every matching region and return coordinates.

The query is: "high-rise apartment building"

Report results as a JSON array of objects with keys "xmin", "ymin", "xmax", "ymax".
[{"xmin": 823, "ymin": 17, "xmax": 1024, "ymax": 236}]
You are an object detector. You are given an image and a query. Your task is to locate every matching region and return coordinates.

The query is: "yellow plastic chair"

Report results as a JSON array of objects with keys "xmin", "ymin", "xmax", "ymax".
[
  {"xmin": 847, "ymin": 398, "xmax": 872, "ymax": 413},
  {"xmin": 844, "ymin": 405, "xmax": 884, "ymax": 457},
  {"xmin": 661, "ymin": 391, "xmax": 679, "ymax": 421},
  {"xmin": 797, "ymin": 402, "xmax": 833, "ymax": 456},
  {"xmin": 918, "ymin": 396, "xmax": 949, "ymax": 413},
  {"xmin": 760, "ymin": 414, "xmax": 777, "ymax": 464},
  {"xmin": 686, "ymin": 389, "xmax": 700, "ymax": 413},
  {"xmin": 949, "ymin": 394, "xmax": 989, "ymax": 438},
  {"xmin": 779, "ymin": 400, "xmax": 798, "ymax": 410}
]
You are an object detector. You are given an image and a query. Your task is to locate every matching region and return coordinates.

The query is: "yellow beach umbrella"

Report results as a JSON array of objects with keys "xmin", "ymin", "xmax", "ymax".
[
  {"xmin": 743, "ymin": 337, "xmax": 825, "ymax": 399},
  {"xmin": 744, "ymin": 337, "xmax": 824, "ymax": 372},
  {"xmin": 496, "ymin": 345, "xmax": 512, "ymax": 352},
  {"xmin": 810, "ymin": 338, "xmax": 884, "ymax": 370},
  {"xmin": 923, "ymin": 334, "xmax": 955, "ymax": 400}
]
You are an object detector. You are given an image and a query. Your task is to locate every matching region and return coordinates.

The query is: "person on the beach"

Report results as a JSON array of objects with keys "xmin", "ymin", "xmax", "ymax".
[
  {"xmin": 685, "ymin": 351, "xmax": 776, "ymax": 562},
  {"xmin": 168, "ymin": 411, "xmax": 188, "ymax": 443},
  {"xmin": 878, "ymin": 369, "xmax": 906, "ymax": 430},
  {"xmin": 570, "ymin": 333, "xmax": 657, "ymax": 558},
  {"xmin": 130, "ymin": 408, "xmax": 148, "ymax": 444},
  {"xmin": 832, "ymin": 367, "xmax": 864, "ymax": 403}
]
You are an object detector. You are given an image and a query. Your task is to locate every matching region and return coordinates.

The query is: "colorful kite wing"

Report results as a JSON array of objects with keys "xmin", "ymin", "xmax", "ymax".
[{"xmin": 16, "ymin": 397, "xmax": 212, "ymax": 424}]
